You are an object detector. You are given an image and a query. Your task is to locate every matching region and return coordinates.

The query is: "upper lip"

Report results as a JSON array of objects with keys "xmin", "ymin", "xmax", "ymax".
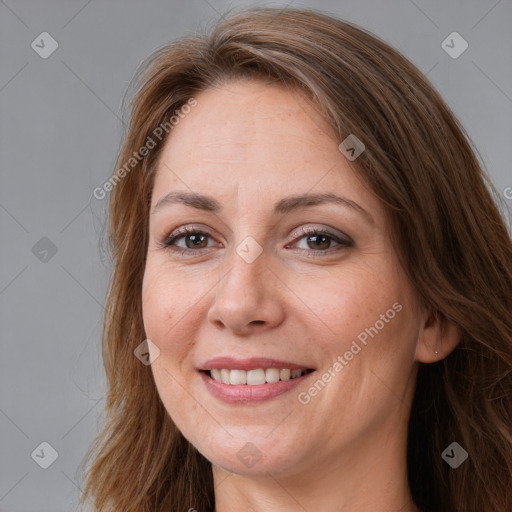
[{"xmin": 198, "ymin": 357, "xmax": 315, "ymax": 371}]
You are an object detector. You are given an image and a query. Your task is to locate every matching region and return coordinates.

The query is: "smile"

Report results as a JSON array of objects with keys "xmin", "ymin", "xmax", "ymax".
[
  {"xmin": 197, "ymin": 357, "xmax": 316, "ymax": 402},
  {"xmin": 206, "ymin": 368, "xmax": 313, "ymax": 385}
]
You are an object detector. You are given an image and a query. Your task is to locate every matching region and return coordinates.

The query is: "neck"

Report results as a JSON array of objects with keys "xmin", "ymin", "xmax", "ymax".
[{"xmin": 211, "ymin": 414, "xmax": 420, "ymax": 512}]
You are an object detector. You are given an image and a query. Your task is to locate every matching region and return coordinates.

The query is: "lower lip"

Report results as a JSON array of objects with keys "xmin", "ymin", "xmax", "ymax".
[{"xmin": 199, "ymin": 370, "xmax": 315, "ymax": 403}]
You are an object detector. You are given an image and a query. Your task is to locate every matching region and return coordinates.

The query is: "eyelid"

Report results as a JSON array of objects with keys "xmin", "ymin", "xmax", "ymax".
[
  {"xmin": 160, "ymin": 224, "xmax": 218, "ymax": 248},
  {"xmin": 159, "ymin": 223, "xmax": 353, "ymax": 255},
  {"xmin": 290, "ymin": 224, "xmax": 352, "ymax": 244}
]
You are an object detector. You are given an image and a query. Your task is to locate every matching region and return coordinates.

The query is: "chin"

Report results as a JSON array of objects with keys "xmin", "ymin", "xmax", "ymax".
[{"xmin": 192, "ymin": 430, "xmax": 305, "ymax": 477}]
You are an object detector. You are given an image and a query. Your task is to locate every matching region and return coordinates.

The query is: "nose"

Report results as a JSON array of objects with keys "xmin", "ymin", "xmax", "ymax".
[{"xmin": 206, "ymin": 246, "xmax": 286, "ymax": 336}]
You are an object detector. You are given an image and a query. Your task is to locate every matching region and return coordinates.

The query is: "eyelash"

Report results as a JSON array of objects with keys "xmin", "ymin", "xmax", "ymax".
[{"xmin": 159, "ymin": 225, "xmax": 353, "ymax": 258}]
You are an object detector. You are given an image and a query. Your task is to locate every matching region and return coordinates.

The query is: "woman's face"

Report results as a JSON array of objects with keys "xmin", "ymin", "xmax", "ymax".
[{"xmin": 142, "ymin": 80, "xmax": 423, "ymax": 479}]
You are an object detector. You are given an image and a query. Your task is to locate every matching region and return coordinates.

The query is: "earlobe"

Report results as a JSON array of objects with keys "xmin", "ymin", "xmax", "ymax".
[{"xmin": 415, "ymin": 308, "xmax": 461, "ymax": 363}]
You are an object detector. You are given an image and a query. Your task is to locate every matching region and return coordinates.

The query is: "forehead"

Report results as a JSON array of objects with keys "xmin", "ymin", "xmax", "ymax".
[
  {"xmin": 158, "ymin": 80, "xmax": 335, "ymax": 167},
  {"xmin": 151, "ymin": 80, "xmax": 378, "ymax": 219}
]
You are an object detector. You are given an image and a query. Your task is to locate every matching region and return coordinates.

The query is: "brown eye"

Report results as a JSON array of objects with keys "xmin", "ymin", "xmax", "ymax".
[
  {"xmin": 305, "ymin": 233, "xmax": 332, "ymax": 250},
  {"xmin": 162, "ymin": 228, "xmax": 215, "ymax": 252},
  {"xmin": 291, "ymin": 227, "xmax": 353, "ymax": 256},
  {"xmin": 182, "ymin": 233, "xmax": 209, "ymax": 249}
]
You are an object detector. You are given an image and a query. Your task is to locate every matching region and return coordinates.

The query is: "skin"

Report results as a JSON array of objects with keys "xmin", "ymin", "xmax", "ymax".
[{"xmin": 142, "ymin": 79, "xmax": 459, "ymax": 512}]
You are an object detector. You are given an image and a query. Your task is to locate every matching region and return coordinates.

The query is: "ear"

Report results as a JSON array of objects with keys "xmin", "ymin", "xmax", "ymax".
[{"xmin": 415, "ymin": 308, "xmax": 461, "ymax": 363}]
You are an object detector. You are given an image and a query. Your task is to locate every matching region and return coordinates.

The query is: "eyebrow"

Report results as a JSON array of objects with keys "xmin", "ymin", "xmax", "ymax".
[{"xmin": 152, "ymin": 191, "xmax": 373, "ymax": 223}]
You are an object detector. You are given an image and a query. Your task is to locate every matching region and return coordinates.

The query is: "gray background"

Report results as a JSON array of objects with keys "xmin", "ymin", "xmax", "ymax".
[{"xmin": 0, "ymin": 0, "xmax": 511, "ymax": 510}]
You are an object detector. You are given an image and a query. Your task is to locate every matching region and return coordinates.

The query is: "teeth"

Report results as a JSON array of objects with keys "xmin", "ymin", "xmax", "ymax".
[
  {"xmin": 247, "ymin": 369, "xmax": 265, "ymax": 385},
  {"xmin": 280, "ymin": 369, "xmax": 291, "ymax": 381},
  {"xmin": 208, "ymin": 368, "xmax": 309, "ymax": 385},
  {"xmin": 229, "ymin": 369, "xmax": 247, "ymax": 385},
  {"xmin": 265, "ymin": 368, "xmax": 280, "ymax": 383},
  {"xmin": 220, "ymin": 369, "xmax": 230, "ymax": 384}
]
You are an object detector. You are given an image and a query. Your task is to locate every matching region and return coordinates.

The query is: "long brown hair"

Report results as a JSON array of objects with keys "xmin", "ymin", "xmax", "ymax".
[{"xmin": 78, "ymin": 7, "xmax": 512, "ymax": 512}]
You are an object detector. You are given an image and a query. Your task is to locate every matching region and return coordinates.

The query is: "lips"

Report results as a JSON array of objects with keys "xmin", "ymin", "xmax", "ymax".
[
  {"xmin": 197, "ymin": 357, "xmax": 316, "ymax": 403},
  {"xmin": 197, "ymin": 357, "xmax": 315, "ymax": 372}
]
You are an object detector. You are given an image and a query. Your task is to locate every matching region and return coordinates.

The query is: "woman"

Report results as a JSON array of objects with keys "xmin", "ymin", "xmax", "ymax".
[{"xmin": 79, "ymin": 7, "xmax": 512, "ymax": 512}]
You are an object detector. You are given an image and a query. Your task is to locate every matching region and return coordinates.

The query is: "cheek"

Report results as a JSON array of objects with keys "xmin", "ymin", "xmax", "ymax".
[
  {"xmin": 295, "ymin": 269, "xmax": 417, "ymax": 435},
  {"xmin": 141, "ymin": 263, "xmax": 198, "ymax": 364},
  {"xmin": 142, "ymin": 256, "xmax": 207, "ymax": 327},
  {"xmin": 290, "ymin": 263, "xmax": 405, "ymax": 344},
  {"xmin": 290, "ymin": 260, "xmax": 419, "ymax": 400},
  {"xmin": 142, "ymin": 268, "xmax": 170, "ymax": 342},
  {"xmin": 142, "ymin": 265, "xmax": 204, "ymax": 432}
]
